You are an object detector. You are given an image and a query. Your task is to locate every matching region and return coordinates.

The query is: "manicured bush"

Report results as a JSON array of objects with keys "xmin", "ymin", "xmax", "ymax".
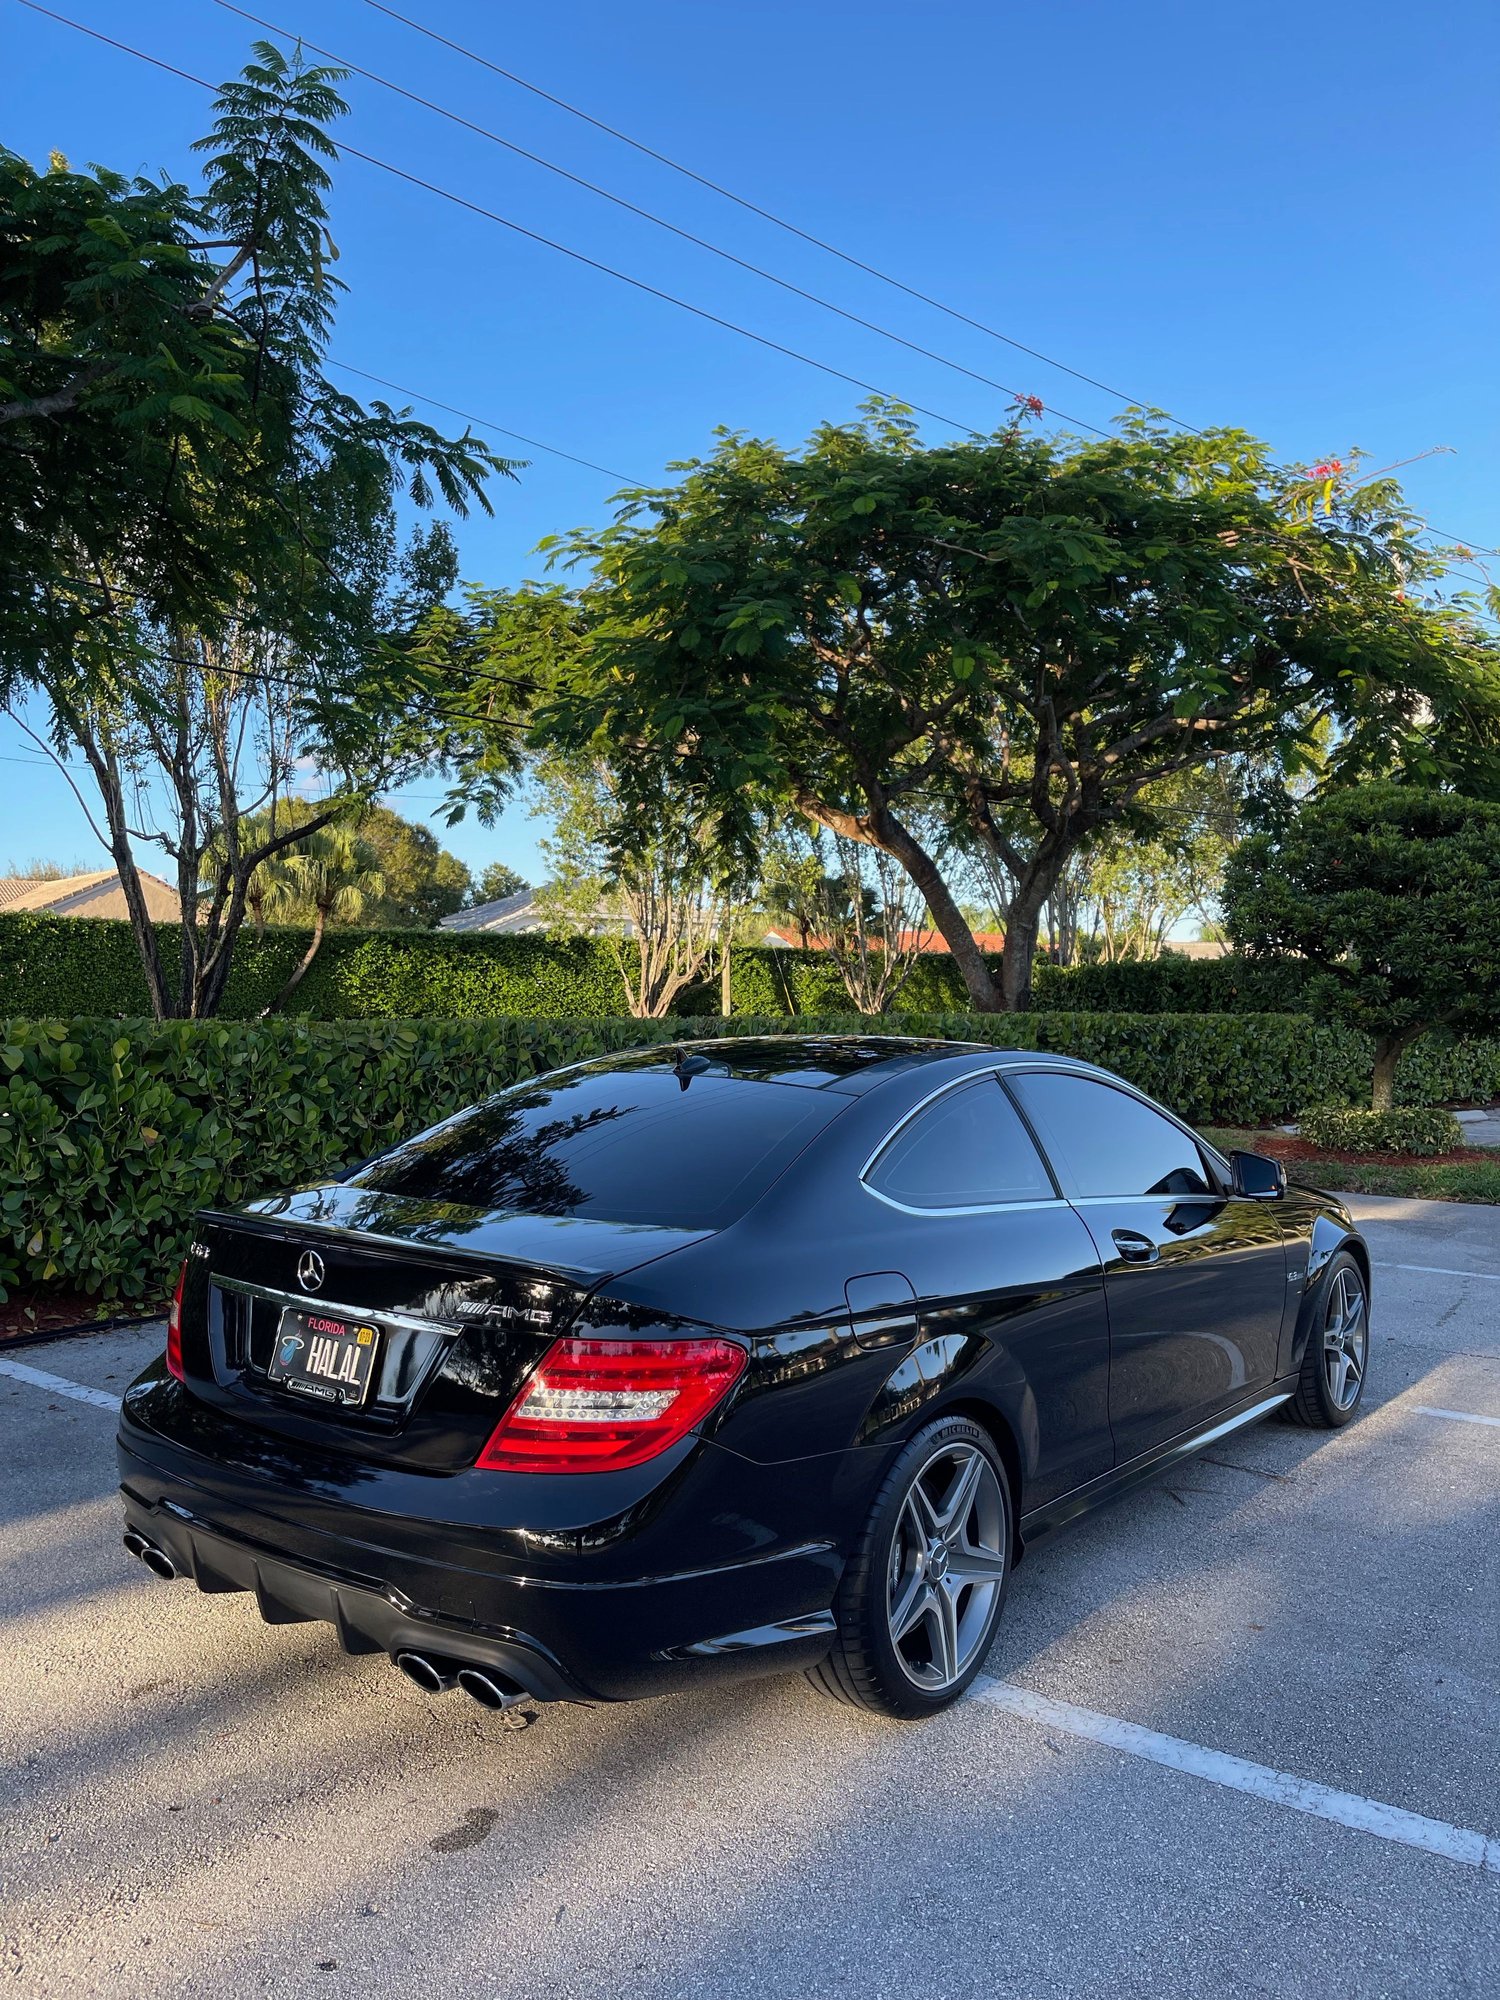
[
  {"xmin": 7, "ymin": 1009, "xmax": 1498, "ymax": 1303},
  {"xmin": 0, "ymin": 910, "xmax": 1315, "ymax": 1020},
  {"xmin": 1224, "ymin": 786, "xmax": 1500, "ymax": 1108},
  {"xmin": 1297, "ymin": 1105, "xmax": 1466, "ymax": 1157},
  {"xmin": 1034, "ymin": 953, "xmax": 1312, "ymax": 1014},
  {"xmin": 0, "ymin": 912, "xmax": 629, "ymax": 1019}
]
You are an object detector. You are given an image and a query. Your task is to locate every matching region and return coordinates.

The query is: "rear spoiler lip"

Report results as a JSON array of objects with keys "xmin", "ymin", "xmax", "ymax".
[{"xmin": 193, "ymin": 1204, "xmax": 714, "ymax": 1290}]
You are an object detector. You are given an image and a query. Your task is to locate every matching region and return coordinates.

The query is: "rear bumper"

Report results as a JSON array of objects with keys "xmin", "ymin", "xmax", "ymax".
[
  {"xmin": 118, "ymin": 1467, "xmax": 589, "ymax": 1700},
  {"xmin": 117, "ymin": 1369, "xmax": 854, "ymax": 1703}
]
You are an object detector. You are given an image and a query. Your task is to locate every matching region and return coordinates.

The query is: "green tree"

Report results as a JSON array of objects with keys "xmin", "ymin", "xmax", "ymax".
[
  {"xmin": 526, "ymin": 408, "xmax": 1500, "ymax": 1011},
  {"xmin": 470, "ymin": 860, "xmax": 530, "ymax": 906},
  {"xmin": 533, "ymin": 758, "xmax": 728, "ymax": 1018},
  {"xmin": 257, "ymin": 820, "xmax": 384, "ymax": 1013},
  {"xmin": 0, "ymin": 45, "xmax": 517, "ymax": 1017},
  {"xmin": 354, "ymin": 806, "xmax": 472, "ymax": 927},
  {"xmin": 1222, "ymin": 786, "xmax": 1500, "ymax": 1107},
  {"xmin": 760, "ymin": 820, "xmax": 939, "ymax": 1012},
  {"xmin": 231, "ymin": 798, "xmax": 471, "ymax": 929},
  {"xmin": 1071, "ymin": 765, "xmax": 1242, "ymax": 961}
]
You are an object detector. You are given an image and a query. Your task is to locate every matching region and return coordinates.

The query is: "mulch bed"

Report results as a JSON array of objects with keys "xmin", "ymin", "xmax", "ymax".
[
  {"xmin": 0, "ymin": 1288, "xmax": 166, "ymax": 1350},
  {"xmin": 1249, "ymin": 1134, "xmax": 1494, "ymax": 1169}
]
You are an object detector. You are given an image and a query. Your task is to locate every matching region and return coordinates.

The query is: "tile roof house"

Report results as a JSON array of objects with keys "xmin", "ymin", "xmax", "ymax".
[
  {"xmin": 760, "ymin": 927, "xmax": 1006, "ymax": 954},
  {"xmin": 0, "ymin": 868, "xmax": 184, "ymax": 921}
]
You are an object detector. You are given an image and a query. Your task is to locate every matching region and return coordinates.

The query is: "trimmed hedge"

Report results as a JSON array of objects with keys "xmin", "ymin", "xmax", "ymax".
[
  {"xmin": 1297, "ymin": 1105, "xmax": 1466, "ymax": 1156},
  {"xmin": 0, "ymin": 911, "xmax": 627, "ymax": 1019},
  {"xmin": 0, "ymin": 909, "xmax": 1312, "ymax": 1020},
  {"xmin": 7, "ymin": 1011, "xmax": 1500, "ymax": 1303}
]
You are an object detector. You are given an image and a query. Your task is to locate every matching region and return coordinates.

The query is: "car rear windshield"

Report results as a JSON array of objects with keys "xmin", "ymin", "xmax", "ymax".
[{"xmin": 353, "ymin": 1062, "xmax": 844, "ymax": 1229}]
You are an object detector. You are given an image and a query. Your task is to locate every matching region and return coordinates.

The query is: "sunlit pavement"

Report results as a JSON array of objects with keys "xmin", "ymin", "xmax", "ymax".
[{"xmin": 2, "ymin": 1191, "xmax": 1497, "ymax": 1999}]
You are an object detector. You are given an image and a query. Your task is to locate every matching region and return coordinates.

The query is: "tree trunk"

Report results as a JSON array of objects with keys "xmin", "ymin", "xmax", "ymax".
[
  {"xmin": 262, "ymin": 905, "xmax": 328, "ymax": 1016},
  {"xmin": 999, "ymin": 852, "xmax": 1074, "ymax": 1012},
  {"xmin": 720, "ymin": 940, "xmax": 731, "ymax": 1017},
  {"xmin": 796, "ymin": 793, "xmax": 1003, "ymax": 1012},
  {"xmin": 81, "ymin": 734, "xmax": 173, "ymax": 1019},
  {"xmin": 196, "ymin": 871, "xmax": 253, "ymax": 1018},
  {"xmin": 1370, "ymin": 1034, "xmax": 1409, "ymax": 1111},
  {"xmin": 883, "ymin": 823, "xmax": 1002, "ymax": 1013},
  {"xmin": 1000, "ymin": 895, "xmax": 1045, "ymax": 1011}
]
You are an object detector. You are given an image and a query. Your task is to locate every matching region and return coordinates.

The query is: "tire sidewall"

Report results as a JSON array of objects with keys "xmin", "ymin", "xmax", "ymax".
[
  {"xmin": 1307, "ymin": 1250, "xmax": 1369, "ymax": 1428},
  {"xmin": 856, "ymin": 1414, "xmax": 1013, "ymax": 1717}
]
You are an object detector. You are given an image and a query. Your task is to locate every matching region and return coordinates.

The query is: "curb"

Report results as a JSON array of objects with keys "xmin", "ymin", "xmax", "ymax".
[{"xmin": 0, "ymin": 1311, "xmax": 165, "ymax": 1354}]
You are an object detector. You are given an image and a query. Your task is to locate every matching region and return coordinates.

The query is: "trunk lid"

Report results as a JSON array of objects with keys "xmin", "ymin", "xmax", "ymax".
[{"xmin": 183, "ymin": 1184, "xmax": 709, "ymax": 1470}]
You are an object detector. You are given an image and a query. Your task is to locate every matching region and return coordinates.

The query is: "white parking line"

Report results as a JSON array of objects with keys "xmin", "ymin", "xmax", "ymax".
[
  {"xmin": 973, "ymin": 1678, "xmax": 1500, "ymax": 1875},
  {"xmin": 1415, "ymin": 1405, "xmax": 1500, "ymax": 1430},
  {"xmin": 8, "ymin": 1351, "xmax": 1497, "ymax": 1875},
  {"xmin": 1374, "ymin": 1260, "xmax": 1500, "ymax": 1283},
  {"xmin": 0, "ymin": 1356, "xmax": 121, "ymax": 1411}
]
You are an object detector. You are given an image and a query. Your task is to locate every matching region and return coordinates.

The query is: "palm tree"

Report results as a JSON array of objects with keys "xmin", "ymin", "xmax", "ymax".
[{"xmin": 257, "ymin": 822, "xmax": 385, "ymax": 1014}]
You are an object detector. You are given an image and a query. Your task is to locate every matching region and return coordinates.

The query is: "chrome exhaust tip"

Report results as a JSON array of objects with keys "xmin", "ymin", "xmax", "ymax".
[
  {"xmin": 122, "ymin": 1530, "xmax": 150, "ymax": 1561},
  {"xmin": 138, "ymin": 1542, "xmax": 179, "ymax": 1581},
  {"xmin": 394, "ymin": 1650, "xmax": 457, "ymax": 1694},
  {"xmin": 455, "ymin": 1666, "xmax": 530, "ymax": 1712}
]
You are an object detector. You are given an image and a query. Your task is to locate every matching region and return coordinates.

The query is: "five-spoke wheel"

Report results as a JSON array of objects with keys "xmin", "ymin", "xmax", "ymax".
[
  {"xmin": 1321, "ymin": 1263, "xmax": 1368, "ymax": 1413},
  {"xmin": 1285, "ymin": 1249, "xmax": 1370, "ymax": 1428},
  {"xmin": 886, "ymin": 1441, "xmax": 1007, "ymax": 1693},
  {"xmin": 809, "ymin": 1414, "xmax": 1012, "ymax": 1717}
]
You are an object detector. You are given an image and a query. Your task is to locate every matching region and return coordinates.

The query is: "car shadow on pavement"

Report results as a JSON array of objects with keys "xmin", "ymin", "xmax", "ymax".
[{"xmin": 4, "ymin": 1337, "xmax": 1498, "ymax": 2000}]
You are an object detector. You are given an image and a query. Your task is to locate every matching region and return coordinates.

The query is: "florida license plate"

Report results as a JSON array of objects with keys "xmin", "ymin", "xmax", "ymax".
[{"xmin": 269, "ymin": 1308, "xmax": 381, "ymax": 1405}]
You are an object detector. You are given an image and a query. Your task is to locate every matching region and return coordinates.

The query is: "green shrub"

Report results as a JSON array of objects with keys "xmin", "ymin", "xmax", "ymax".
[
  {"xmin": 1297, "ymin": 1105, "xmax": 1466, "ymax": 1156},
  {"xmin": 1036, "ymin": 953, "xmax": 1312, "ymax": 1014},
  {"xmin": 9, "ymin": 1008, "xmax": 1491, "ymax": 1304},
  {"xmin": 0, "ymin": 911, "xmax": 1314, "ymax": 1020},
  {"xmin": 0, "ymin": 912, "xmax": 630, "ymax": 1019}
]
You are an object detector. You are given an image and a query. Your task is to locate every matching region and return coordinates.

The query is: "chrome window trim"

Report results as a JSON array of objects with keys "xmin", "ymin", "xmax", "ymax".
[
  {"xmin": 1065, "ymin": 1192, "xmax": 1222, "ymax": 1208},
  {"xmin": 862, "ymin": 1188, "xmax": 1065, "ymax": 1220},
  {"xmin": 212, "ymin": 1273, "xmax": 461, "ymax": 1337},
  {"xmin": 858, "ymin": 1066, "xmax": 1067, "ymax": 1217}
]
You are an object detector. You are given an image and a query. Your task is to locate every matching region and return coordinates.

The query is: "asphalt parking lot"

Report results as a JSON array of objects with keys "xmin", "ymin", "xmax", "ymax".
[{"xmin": 2, "ymin": 1190, "xmax": 1497, "ymax": 2000}]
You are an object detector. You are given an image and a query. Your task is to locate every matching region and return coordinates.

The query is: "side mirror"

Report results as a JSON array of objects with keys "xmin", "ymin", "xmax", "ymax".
[{"xmin": 1229, "ymin": 1149, "xmax": 1286, "ymax": 1200}]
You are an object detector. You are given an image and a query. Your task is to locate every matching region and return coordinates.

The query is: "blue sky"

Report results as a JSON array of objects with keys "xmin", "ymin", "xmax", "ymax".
[{"xmin": 4, "ymin": 0, "xmax": 1498, "ymax": 888}]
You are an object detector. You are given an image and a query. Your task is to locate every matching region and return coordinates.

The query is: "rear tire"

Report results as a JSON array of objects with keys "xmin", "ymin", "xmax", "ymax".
[
  {"xmin": 807, "ymin": 1414, "xmax": 1012, "ymax": 1719},
  {"xmin": 1282, "ymin": 1250, "xmax": 1369, "ymax": 1429}
]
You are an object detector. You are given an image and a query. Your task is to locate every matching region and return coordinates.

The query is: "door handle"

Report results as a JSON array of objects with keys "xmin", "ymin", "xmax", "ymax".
[{"xmin": 1111, "ymin": 1229, "xmax": 1160, "ymax": 1265}]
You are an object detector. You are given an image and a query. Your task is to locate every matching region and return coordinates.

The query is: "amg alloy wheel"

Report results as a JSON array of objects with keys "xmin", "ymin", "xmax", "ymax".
[
  {"xmin": 809, "ymin": 1415, "xmax": 1012, "ymax": 1718},
  {"xmin": 1284, "ymin": 1250, "xmax": 1369, "ymax": 1429}
]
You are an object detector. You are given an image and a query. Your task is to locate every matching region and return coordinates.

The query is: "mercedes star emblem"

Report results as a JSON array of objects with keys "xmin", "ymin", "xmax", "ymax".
[{"xmin": 296, "ymin": 1249, "xmax": 325, "ymax": 1293}]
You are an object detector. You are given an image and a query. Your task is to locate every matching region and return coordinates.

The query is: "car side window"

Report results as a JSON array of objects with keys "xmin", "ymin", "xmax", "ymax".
[
  {"xmin": 1006, "ymin": 1072, "xmax": 1213, "ymax": 1199},
  {"xmin": 866, "ymin": 1077, "xmax": 1055, "ymax": 1209}
]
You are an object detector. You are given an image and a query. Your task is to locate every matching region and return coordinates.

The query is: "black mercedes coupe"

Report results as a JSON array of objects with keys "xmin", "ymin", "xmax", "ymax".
[{"xmin": 118, "ymin": 1037, "xmax": 1370, "ymax": 1719}]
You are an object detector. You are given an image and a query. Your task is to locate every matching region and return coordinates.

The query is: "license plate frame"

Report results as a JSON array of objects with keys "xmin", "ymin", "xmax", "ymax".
[{"xmin": 268, "ymin": 1307, "xmax": 382, "ymax": 1406}]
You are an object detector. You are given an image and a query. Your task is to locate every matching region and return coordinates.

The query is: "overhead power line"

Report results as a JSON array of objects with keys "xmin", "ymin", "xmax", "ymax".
[
  {"xmin": 11, "ymin": 3, "xmax": 1498, "ymax": 560},
  {"xmin": 327, "ymin": 361, "xmax": 642, "ymax": 484},
  {"xmin": 211, "ymin": 0, "xmax": 1109, "ymax": 430},
  {"xmin": 355, "ymin": 0, "xmax": 1165, "ymax": 418},
  {"xmin": 353, "ymin": 1, "xmax": 1500, "ymax": 564},
  {"xmin": 16, "ymin": 1, "xmax": 1027, "ymax": 441}
]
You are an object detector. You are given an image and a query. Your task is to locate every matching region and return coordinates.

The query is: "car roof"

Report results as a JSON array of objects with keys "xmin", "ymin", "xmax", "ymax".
[{"xmin": 591, "ymin": 1035, "xmax": 1105, "ymax": 1097}]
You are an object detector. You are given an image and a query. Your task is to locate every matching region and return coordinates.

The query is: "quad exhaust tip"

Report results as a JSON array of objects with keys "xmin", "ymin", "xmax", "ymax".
[
  {"xmin": 394, "ymin": 1650, "xmax": 458, "ymax": 1694},
  {"xmin": 393, "ymin": 1652, "xmax": 532, "ymax": 1712},
  {"xmin": 123, "ymin": 1531, "xmax": 179, "ymax": 1581},
  {"xmin": 455, "ymin": 1666, "xmax": 529, "ymax": 1712}
]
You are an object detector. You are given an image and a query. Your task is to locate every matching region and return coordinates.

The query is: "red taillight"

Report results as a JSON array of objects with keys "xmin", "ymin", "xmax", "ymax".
[
  {"xmin": 165, "ymin": 1261, "xmax": 187, "ymax": 1381},
  {"xmin": 476, "ymin": 1336, "xmax": 747, "ymax": 1474}
]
